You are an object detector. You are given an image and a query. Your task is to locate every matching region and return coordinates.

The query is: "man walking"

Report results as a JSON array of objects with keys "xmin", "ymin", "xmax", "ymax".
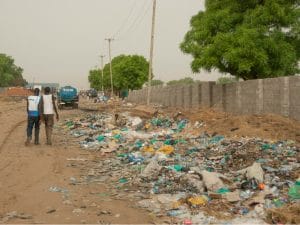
[
  {"xmin": 41, "ymin": 87, "xmax": 59, "ymax": 145},
  {"xmin": 25, "ymin": 88, "xmax": 41, "ymax": 146}
]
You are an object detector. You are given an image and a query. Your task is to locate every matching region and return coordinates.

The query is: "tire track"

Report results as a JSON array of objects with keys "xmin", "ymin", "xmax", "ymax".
[
  {"xmin": 0, "ymin": 120, "xmax": 26, "ymax": 152},
  {"xmin": 0, "ymin": 120, "xmax": 26, "ymax": 171}
]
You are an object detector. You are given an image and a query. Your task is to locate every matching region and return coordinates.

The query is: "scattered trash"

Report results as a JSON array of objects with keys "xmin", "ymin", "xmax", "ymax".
[
  {"xmin": 201, "ymin": 171, "xmax": 225, "ymax": 192},
  {"xmin": 70, "ymin": 177, "xmax": 77, "ymax": 185},
  {"xmin": 224, "ymin": 190, "xmax": 241, "ymax": 202},
  {"xmin": 216, "ymin": 187, "xmax": 230, "ymax": 194},
  {"xmin": 167, "ymin": 209, "xmax": 185, "ymax": 217},
  {"xmin": 140, "ymin": 158, "xmax": 162, "ymax": 180},
  {"xmin": 58, "ymin": 111, "xmax": 300, "ymax": 223},
  {"xmin": 239, "ymin": 162, "xmax": 264, "ymax": 183},
  {"xmin": 182, "ymin": 174, "xmax": 205, "ymax": 193},
  {"xmin": 97, "ymin": 210, "xmax": 111, "ymax": 215},
  {"xmin": 16, "ymin": 213, "xmax": 33, "ymax": 220},
  {"xmin": 119, "ymin": 177, "xmax": 128, "ymax": 183},
  {"xmin": 187, "ymin": 195, "xmax": 208, "ymax": 206},
  {"xmin": 1, "ymin": 211, "xmax": 33, "ymax": 222},
  {"xmin": 72, "ymin": 208, "xmax": 84, "ymax": 214},
  {"xmin": 158, "ymin": 145, "xmax": 174, "ymax": 155},
  {"xmin": 46, "ymin": 208, "xmax": 56, "ymax": 214},
  {"xmin": 49, "ymin": 186, "xmax": 68, "ymax": 193},
  {"xmin": 288, "ymin": 179, "xmax": 300, "ymax": 200}
]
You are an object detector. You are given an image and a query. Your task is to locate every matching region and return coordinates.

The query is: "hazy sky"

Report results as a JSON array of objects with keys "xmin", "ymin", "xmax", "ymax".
[{"xmin": 0, "ymin": 0, "xmax": 221, "ymax": 89}]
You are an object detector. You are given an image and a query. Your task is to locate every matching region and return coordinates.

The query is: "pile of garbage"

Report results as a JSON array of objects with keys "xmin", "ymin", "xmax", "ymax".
[{"xmin": 59, "ymin": 112, "xmax": 300, "ymax": 223}]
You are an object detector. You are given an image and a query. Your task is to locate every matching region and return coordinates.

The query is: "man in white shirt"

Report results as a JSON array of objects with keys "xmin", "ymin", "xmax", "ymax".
[
  {"xmin": 25, "ymin": 88, "xmax": 41, "ymax": 146},
  {"xmin": 41, "ymin": 87, "xmax": 59, "ymax": 145}
]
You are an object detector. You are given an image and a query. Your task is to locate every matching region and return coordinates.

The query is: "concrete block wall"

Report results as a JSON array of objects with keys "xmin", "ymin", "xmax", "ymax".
[
  {"xmin": 191, "ymin": 83, "xmax": 201, "ymax": 109},
  {"xmin": 263, "ymin": 78, "xmax": 283, "ymax": 115},
  {"xmin": 289, "ymin": 76, "xmax": 300, "ymax": 121},
  {"xmin": 127, "ymin": 76, "xmax": 300, "ymax": 121},
  {"xmin": 201, "ymin": 82, "xmax": 214, "ymax": 107},
  {"xmin": 183, "ymin": 85, "xmax": 192, "ymax": 109},
  {"xmin": 170, "ymin": 86, "xmax": 176, "ymax": 107},
  {"xmin": 212, "ymin": 84, "xmax": 223, "ymax": 109},
  {"xmin": 240, "ymin": 80, "xmax": 258, "ymax": 114},
  {"xmin": 162, "ymin": 87, "xmax": 168, "ymax": 106},
  {"xmin": 151, "ymin": 86, "xmax": 159, "ymax": 103},
  {"xmin": 175, "ymin": 86, "xmax": 184, "ymax": 108},
  {"xmin": 224, "ymin": 83, "xmax": 237, "ymax": 113}
]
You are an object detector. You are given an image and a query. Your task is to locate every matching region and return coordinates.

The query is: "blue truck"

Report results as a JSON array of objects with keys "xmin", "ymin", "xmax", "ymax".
[{"xmin": 57, "ymin": 86, "xmax": 79, "ymax": 109}]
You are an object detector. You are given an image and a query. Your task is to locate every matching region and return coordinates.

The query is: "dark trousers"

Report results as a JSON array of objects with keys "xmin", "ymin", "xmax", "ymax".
[
  {"xmin": 27, "ymin": 116, "xmax": 40, "ymax": 143},
  {"xmin": 44, "ymin": 114, "xmax": 54, "ymax": 144}
]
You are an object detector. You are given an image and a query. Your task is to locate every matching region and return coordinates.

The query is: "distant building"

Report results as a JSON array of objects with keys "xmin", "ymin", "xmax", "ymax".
[{"xmin": 26, "ymin": 83, "xmax": 60, "ymax": 92}]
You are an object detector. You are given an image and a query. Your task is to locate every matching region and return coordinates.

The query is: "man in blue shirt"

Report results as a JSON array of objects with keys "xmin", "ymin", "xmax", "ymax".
[{"xmin": 25, "ymin": 88, "xmax": 41, "ymax": 146}]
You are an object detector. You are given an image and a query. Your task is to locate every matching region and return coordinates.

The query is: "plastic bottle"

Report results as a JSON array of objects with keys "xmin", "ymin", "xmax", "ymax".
[
  {"xmin": 167, "ymin": 209, "xmax": 184, "ymax": 217},
  {"xmin": 288, "ymin": 180, "xmax": 300, "ymax": 200},
  {"xmin": 183, "ymin": 219, "xmax": 192, "ymax": 225},
  {"xmin": 216, "ymin": 187, "xmax": 230, "ymax": 194}
]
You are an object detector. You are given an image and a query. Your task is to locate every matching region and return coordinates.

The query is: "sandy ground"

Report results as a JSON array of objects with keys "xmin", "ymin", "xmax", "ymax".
[
  {"xmin": 130, "ymin": 104, "xmax": 300, "ymax": 144},
  {"xmin": 0, "ymin": 97, "xmax": 157, "ymax": 224}
]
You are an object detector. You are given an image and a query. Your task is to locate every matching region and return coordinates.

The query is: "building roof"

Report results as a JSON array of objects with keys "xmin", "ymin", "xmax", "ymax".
[{"xmin": 26, "ymin": 83, "xmax": 60, "ymax": 88}]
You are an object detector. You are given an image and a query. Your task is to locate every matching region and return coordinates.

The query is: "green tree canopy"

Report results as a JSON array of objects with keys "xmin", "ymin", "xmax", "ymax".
[
  {"xmin": 0, "ymin": 54, "xmax": 27, "ymax": 87},
  {"xmin": 145, "ymin": 79, "xmax": 164, "ymax": 86},
  {"xmin": 181, "ymin": 0, "xmax": 300, "ymax": 80},
  {"xmin": 88, "ymin": 54, "xmax": 149, "ymax": 92},
  {"xmin": 167, "ymin": 77, "xmax": 195, "ymax": 86},
  {"xmin": 217, "ymin": 76, "xmax": 238, "ymax": 84}
]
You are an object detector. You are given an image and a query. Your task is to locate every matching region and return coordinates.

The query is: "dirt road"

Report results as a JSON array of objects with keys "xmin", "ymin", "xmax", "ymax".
[
  {"xmin": 1, "ymin": 96, "xmax": 299, "ymax": 224},
  {"xmin": 0, "ymin": 98, "xmax": 157, "ymax": 224}
]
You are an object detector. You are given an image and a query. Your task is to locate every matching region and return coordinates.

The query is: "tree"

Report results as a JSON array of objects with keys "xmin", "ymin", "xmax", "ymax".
[
  {"xmin": 181, "ymin": 0, "xmax": 300, "ymax": 80},
  {"xmin": 88, "ymin": 54, "xmax": 149, "ymax": 92},
  {"xmin": 145, "ymin": 79, "xmax": 164, "ymax": 86},
  {"xmin": 167, "ymin": 77, "xmax": 195, "ymax": 86},
  {"xmin": 0, "ymin": 54, "xmax": 27, "ymax": 87},
  {"xmin": 217, "ymin": 76, "xmax": 238, "ymax": 84}
]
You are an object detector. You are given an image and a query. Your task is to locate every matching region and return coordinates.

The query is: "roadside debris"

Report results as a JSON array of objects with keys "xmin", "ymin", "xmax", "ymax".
[
  {"xmin": 57, "ymin": 111, "xmax": 300, "ymax": 223},
  {"xmin": 0, "ymin": 211, "xmax": 33, "ymax": 223},
  {"xmin": 46, "ymin": 208, "xmax": 56, "ymax": 214}
]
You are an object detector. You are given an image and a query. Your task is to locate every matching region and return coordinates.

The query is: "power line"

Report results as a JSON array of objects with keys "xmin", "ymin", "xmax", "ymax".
[
  {"xmin": 116, "ymin": 0, "xmax": 152, "ymax": 41},
  {"xmin": 112, "ymin": 0, "xmax": 139, "ymax": 39},
  {"xmin": 128, "ymin": 1, "xmax": 153, "ymax": 37},
  {"xmin": 120, "ymin": 0, "xmax": 152, "ymax": 40}
]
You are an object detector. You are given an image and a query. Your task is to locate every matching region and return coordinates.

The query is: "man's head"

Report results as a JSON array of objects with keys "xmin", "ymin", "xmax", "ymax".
[
  {"xmin": 34, "ymin": 88, "xmax": 40, "ymax": 96},
  {"xmin": 44, "ymin": 87, "xmax": 51, "ymax": 94}
]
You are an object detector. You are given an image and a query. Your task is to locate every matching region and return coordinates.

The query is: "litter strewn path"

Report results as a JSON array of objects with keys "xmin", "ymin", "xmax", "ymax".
[
  {"xmin": 0, "ymin": 97, "xmax": 158, "ymax": 224},
  {"xmin": 0, "ymin": 96, "xmax": 299, "ymax": 224},
  {"xmin": 59, "ymin": 101, "xmax": 300, "ymax": 224}
]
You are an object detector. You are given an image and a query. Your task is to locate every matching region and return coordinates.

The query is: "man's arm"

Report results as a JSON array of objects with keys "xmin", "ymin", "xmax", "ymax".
[
  {"xmin": 38, "ymin": 97, "xmax": 43, "ymax": 121},
  {"xmin": 52, "ymin": 95, "xmax": 59, "ymax": 120},
  {"xmin": 26, "ymin": 98, "xmax": 29, "ymax": 114}
]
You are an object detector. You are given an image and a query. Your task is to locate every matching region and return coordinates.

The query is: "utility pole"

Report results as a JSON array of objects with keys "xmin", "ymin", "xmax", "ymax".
[
  {"xmin": 147, "ymin": 0, "xmax": 157, "ymax": 105},
  {"xmin": 100, "ymin": 55, "xmax": 105, "ymax": 93},
  {"xmin": 105, "ymin": 38, "xmax": 114, "ymax": 97}
]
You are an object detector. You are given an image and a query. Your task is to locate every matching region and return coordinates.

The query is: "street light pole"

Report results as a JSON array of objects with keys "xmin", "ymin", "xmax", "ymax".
[
  {"xmin": 147, "ymin": 0, "xmax": 157, "ymax": 105},
  {"xmin": 100, "ymin": 55, "xmax": 105, "ymax": 93},
  {"xmin": 105, "ymin": 38, "xmax": 114, "ymax": 97}
]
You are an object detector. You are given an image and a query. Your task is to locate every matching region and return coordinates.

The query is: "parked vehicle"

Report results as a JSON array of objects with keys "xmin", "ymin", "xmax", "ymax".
[
  {"xmin": 87, "ymin": 89, "xmax": 98, "ymax": 98},
  {"xmin": 57, "ymin": 86, "xmax": 79, "ymax": 109}
]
